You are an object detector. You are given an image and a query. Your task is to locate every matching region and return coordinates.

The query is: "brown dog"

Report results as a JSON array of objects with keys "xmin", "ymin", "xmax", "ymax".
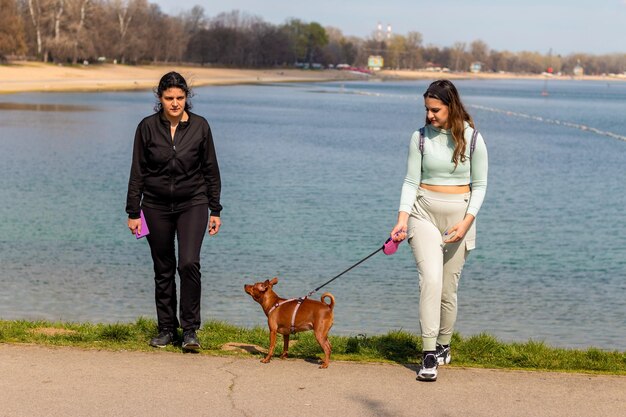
[{"xmin": 244, "ymin": 277, "xmax": 335, "ymax": 368}]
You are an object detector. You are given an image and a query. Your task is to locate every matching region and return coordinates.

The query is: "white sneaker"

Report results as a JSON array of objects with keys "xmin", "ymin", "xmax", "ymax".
[
  {"xmin": 436, "ymin": 343, "xmax": 451, "ymax": 365},
  {"xmin": 417, "ymin": 353, "xmax": 438, "ymax": 381}
]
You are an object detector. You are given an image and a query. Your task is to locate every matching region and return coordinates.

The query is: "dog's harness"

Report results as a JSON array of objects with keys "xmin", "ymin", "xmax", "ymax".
[{"xmin": 267, "ymin": 297, "xmax": 308, "ymax": 334}]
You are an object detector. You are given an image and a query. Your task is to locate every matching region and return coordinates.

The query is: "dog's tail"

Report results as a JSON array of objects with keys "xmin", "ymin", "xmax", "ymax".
[{"xmin": 321, "ymin": 293, "xmax": 335, "ymax": 310}]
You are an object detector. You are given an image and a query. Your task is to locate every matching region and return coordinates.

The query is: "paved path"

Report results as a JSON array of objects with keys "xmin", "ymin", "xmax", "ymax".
[{"xmin": 1, "ymin": 344, "xmax": 624, "ymax": 417}]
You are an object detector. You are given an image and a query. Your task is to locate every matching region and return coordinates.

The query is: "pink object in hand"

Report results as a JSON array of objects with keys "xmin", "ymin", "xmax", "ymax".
[
  {"xmin": 135, "ymin": 210, "xmax": 150, "ymax": 239},
  {"xmin": 383, "ymin": 237, "xmax": 401, "ymax": 255}
]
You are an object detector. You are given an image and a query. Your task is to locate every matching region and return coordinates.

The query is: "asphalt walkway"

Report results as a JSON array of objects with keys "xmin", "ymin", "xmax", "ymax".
[{"xmin": 1, "ymin": 344, "xmax": 624, "ymax": 417}]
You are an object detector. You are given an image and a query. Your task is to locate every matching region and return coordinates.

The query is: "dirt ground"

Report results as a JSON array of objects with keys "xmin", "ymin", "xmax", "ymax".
[{"xmin": 1, "ymin": 344, "xmax": 624, "ymax": 417}]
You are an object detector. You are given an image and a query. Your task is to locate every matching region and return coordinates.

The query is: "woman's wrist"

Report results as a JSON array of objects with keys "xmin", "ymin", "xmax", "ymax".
[
  {"xmin": 463, "ymin": 214, "xmax": 475, "ymax": 225},
  {"xmin": 397, "ymin": 211, "xmax": 410, "ymax": 223}
]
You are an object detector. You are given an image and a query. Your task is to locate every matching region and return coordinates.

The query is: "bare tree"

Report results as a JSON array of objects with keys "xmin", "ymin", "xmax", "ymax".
[
  {"xmin": 9, "ymin": 1, "xmax": 625, "ymax": 74},
  {"xmin": 470, "ymin": 40, "xmax": 489, "ymax": 66},
  {"xmin": 516, "ymin": 51, "xmax": 545, "ymax": 73},
  {"xmin": 46, "ymin": 0, "xmax": 72, "ymax": 62},
  {"xmin": 140, "ymin": 4, "xmax": 187, "ymax": 64},
  {"xmin": 342, "ymin": 36, "xmax": 361, "ymax": 66},
  {"xmin": 0, "ymin": 0, "xmax": 27, "ymax": 60},
  {"xmin": 250, "ymin": 21, "xmax": 290, "ymax": 66},
  {"xmin": 164, "ymin": 15, "xmax": 188, "ymax": 63},
  {"xmin": 387, "ymin": 34, "xmax": 407, "ymax": 69},
  {"xmin": 29, "ymin": 0, "xmax": 93, "ymax": 64},
  {"xmin": 451, "ymin": 42, "xmax": 467, "ymax": 71},
  {"xmin": 321, "ymin": 26, "xmax": 345, "ymax": 66},
  {"xmin": 489, "ymin": 50, "xmax": 514, "ymax": 72},
  {"xmin": 53, "ymin": 0, "xmax": 64, "ymax": 41},
  {"xmin": 186, "ymin": 28, "xmax": 212, "ymax": 64},
  {"xmin": 70, "ymin": 0, "xmax": 90, "ymax": 64},
  {"xmin": 27, "ymin": 0, "xmax": 44, "ymax": 57},
  {"xmin": 25, "ymin": 0, "xmax": 65, "ymax": 62},
  {"xmin": 111, "ymin": 0, "xmax": 148, "ymax": 63},
  {"xmin": 405, "ymin": 31, "xmax": 423, "ymax": 69},
  {"xmin": 182, "ymin": 4, "xmax": 207, "ymax": 34}
]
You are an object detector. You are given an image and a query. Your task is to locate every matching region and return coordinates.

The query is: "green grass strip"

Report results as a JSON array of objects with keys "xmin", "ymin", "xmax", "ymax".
[{"xmin": 1, "ymin": 318, "xmax": 624, "ymax": 375}]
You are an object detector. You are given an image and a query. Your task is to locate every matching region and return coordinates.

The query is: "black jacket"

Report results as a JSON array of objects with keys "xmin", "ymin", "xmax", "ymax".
[{"xmin": 126, "ymin": 111, "xmax": 222, "ymax": 219}]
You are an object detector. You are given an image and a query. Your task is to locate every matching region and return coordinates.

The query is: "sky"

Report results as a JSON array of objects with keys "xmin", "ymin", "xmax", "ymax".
[{"xmin": 150, "ymin": 0, "xmax": 626, "ymax": 55}]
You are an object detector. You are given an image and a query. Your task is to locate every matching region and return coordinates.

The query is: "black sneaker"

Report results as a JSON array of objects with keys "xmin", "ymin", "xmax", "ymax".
[
  {"xmin": 417, "ymin": 353, "xmax": 438, "ymax": 381},
  {"xmin": 182, "ymin": 330, "xmax": 201, "ymax": 351},
  {"xmin": 149, "ymin": 330, "xmax": 175, "ymax": 348},
  {"xmin": 436, "ymin": 343, "xmax": 451, "ymax": 365}
]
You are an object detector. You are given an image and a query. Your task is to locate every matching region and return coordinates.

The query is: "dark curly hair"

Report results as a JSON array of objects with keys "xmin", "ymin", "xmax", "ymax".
[{"xmin": 154, "ymin": 71, "xmax": 193, "ymax": 112}]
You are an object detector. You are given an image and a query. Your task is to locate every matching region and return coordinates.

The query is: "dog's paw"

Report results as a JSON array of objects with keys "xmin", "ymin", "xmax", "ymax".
[{"xmin": 260, "ymin": 357, "xmax": 271, "ymax": 364}]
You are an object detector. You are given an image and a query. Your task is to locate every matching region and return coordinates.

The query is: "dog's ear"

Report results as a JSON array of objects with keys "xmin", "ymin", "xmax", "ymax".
[{"xmin": 270, "ymin": 277, "xmax": 278, "ymax": 286}]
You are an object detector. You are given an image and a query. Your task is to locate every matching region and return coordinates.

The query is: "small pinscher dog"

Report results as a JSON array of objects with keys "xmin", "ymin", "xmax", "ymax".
[{"xmin": 244, "ymin": 277, "xmax": 335, "ymax": 368}]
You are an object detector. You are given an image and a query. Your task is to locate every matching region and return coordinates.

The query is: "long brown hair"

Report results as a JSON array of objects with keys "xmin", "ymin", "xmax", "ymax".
[{"xmin": 423, "ymin": 80, "xmax": 474, "ymax": 167}]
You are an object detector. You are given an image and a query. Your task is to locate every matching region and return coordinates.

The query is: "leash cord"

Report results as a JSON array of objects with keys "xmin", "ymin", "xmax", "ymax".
[{"xmin": 307, "ymin": 245, "xmax": 384, "ymax": 297}]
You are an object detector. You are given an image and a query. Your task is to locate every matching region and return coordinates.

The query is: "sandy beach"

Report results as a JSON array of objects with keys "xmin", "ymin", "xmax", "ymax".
[
  {"xmin": 0, "ymin": 61, "xmax": 366, "ymax": 94},
  {"xmin": 1, "ymin": 61, "xmax": 624, "ymax": 95}
]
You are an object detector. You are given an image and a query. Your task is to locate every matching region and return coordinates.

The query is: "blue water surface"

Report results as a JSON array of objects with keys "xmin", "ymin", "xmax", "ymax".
[{"xmin": 0, "ymin": 78, "xmax": 624, "ymax": 350}]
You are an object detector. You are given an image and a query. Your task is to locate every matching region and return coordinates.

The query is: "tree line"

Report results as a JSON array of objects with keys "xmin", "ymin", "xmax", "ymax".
[{"xmin": 1, "ymin": 0, "xmax": 625, "ymax": 75}]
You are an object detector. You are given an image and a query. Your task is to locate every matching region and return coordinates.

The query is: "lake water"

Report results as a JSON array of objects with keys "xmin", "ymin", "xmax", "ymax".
[{"xmin": 0, "ymin": 78, "xmax": 625, "ymax": 351}]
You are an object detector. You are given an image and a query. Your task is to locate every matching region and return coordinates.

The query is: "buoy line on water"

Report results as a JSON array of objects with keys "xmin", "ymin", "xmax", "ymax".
[
  {"xmin": 468, "ymin": 104, "xmax": 626, "ymax": 143},
  {"xmin": 312, "ymin": 85, "xmax": 626, "ymax": 143}
]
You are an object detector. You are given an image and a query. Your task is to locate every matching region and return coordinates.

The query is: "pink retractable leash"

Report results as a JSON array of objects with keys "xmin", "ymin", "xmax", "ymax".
[{"xmin": 305, "ymin": 235, "xmax": 403, "ymax": 297}]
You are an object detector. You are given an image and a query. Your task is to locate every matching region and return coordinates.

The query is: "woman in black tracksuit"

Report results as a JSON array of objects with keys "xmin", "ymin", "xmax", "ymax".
[{"xmin": 126, "ymin": 72, "xmax": 222, "ymax": 351}]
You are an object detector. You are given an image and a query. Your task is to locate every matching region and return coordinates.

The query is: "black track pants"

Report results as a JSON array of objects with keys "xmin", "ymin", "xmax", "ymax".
[{"xmin": 143, "ymin": 204, "xmax": 208, "ymax": 332}]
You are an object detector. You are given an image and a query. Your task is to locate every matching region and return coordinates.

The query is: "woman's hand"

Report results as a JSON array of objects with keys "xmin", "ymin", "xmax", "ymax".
[
  {"xmin": 128, "ymin": 218, "xmax": 142, "ymax": 236},
  {"xmin": 208, "ymin": 216, "xmax": 221, "ymax": 236},
  {"xmin": 391, "ymin": 212, "xmax": 410, "ymax": 242},
  {"xmin": 443, "ymin": 214, "xmax": 474, "ymax": 243}
]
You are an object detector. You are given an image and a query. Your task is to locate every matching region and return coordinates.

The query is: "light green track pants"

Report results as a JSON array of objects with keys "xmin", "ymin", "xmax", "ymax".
[{"xmin": 407, "ymin": 187, "xmax": 476, "ymax": 352}]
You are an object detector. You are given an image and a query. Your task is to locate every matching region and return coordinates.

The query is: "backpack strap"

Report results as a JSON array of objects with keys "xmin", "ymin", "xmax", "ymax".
[
  {"xmin": 470, "ymin": 129, "xmax": 478, "ymax": 159},
  {"xmin": 418, "ymin": 127, "xmax": 425, "ymax": 154},
  {"xmin": 469, "ymin": 129, "xmax": 479, "ymax": 182}
]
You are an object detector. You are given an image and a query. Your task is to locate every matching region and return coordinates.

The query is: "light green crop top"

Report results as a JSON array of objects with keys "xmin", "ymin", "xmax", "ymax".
[{"xmin": 398, "ymin": 123, "xmax": 488, "ymax": 217}]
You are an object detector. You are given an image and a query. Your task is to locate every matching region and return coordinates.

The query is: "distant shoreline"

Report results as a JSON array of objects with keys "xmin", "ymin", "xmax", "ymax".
[
  {"xmin": 379, "ymin": 69, "xmax": 626, "ymax": 83},
  {"xmin": 1, "ymin": 61, "xmax": 625, "ymax": 94}
]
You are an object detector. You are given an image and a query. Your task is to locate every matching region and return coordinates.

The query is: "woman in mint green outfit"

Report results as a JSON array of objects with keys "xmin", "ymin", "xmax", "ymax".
[{"xmin": 390, "ymin": 80, "xmax": 488, "ymax": 381}]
